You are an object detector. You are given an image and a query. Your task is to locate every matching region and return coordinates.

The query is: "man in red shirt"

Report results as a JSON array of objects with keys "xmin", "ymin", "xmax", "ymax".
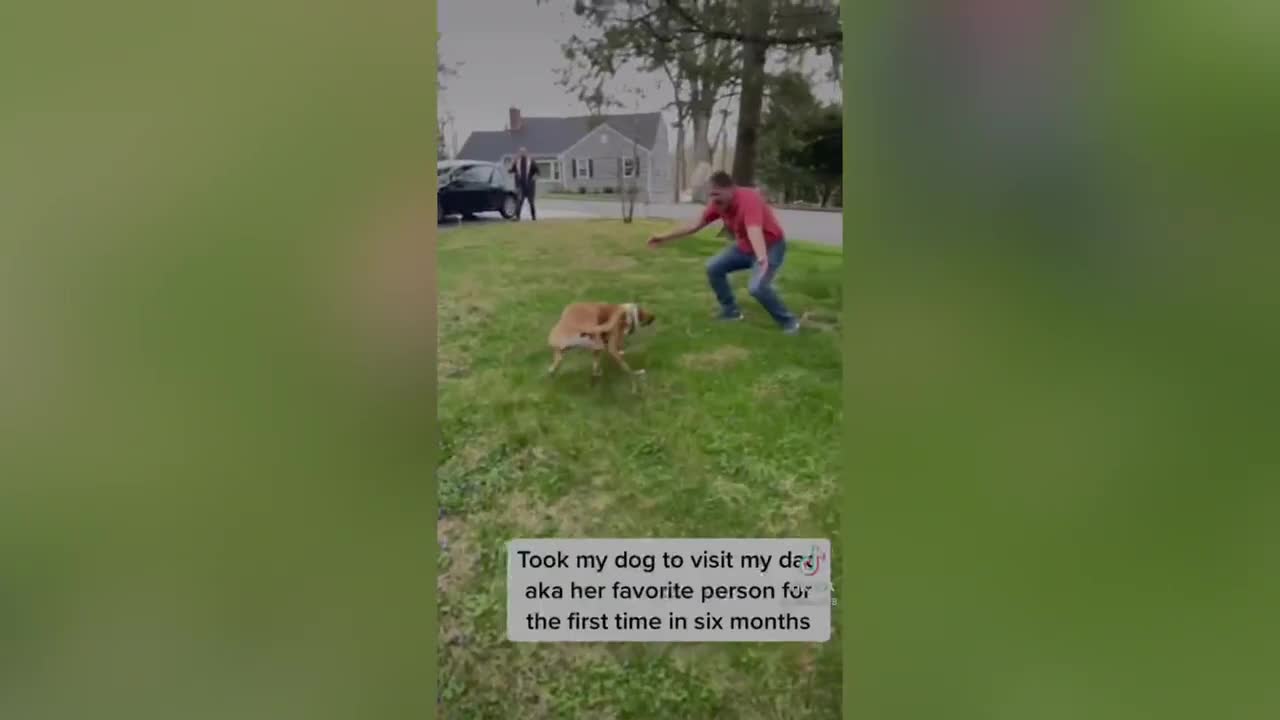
[{"xmin": 647, "ymin": 171, "xmax": 799, "ymax": 333}]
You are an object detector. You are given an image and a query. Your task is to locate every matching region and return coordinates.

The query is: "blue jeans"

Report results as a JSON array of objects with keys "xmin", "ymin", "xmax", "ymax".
[{"xmin": 706, "ymin": 241, "xmax": 796, "ymax": 327}]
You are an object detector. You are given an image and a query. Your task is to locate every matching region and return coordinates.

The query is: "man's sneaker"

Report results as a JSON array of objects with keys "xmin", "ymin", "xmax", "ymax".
[
  {"xmin": 716, "ymin": 309, "xmax": 744, "ymax": 321},
  {"xmin": 782, "ymin": 320, "xmax": 801, "ymax": 335}
]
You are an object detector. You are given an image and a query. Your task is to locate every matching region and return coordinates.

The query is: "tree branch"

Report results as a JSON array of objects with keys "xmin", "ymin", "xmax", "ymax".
[{"xmin": 661, "ymin": 0, "xmax": 842, "ymax": 47}]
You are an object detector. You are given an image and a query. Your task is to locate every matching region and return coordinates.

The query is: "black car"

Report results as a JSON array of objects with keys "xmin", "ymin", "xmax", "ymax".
[{"xmin": 437, "ymin": 160, "xmax": 518, "ymax": 223}]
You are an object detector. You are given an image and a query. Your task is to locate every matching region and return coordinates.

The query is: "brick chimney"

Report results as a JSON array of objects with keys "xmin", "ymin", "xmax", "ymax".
[{"xmin": 508, "ymin": 107, "xmax": 523, "ymax": 132}]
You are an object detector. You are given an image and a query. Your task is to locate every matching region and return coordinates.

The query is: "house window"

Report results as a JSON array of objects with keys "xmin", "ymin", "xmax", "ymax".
[
  {"xmin": 622, "ymin": 158, "xmax": 636, "ymax": 178},
  {"xmin": 536, "ymin": 160, "xmax": 560, "ymax": 181},
  {"xmin": 574, "ymin": 158, "xmax": 591, "ymax": 178}
]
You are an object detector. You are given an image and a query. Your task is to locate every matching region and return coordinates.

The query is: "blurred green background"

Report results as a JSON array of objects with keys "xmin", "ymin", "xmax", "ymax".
[
  {"xmin": 845, "ymin": 1, "xmax": 1278, "ymax": 719},
  {"xmin": 1, "ymin": 2, "xmax": 436, "ymax": 718}
]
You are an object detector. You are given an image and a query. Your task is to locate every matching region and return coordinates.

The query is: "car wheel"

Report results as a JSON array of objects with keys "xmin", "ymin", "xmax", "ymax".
[{"xmin": 499, "ymin": 194, "xmax": 517, "ymax": 219}]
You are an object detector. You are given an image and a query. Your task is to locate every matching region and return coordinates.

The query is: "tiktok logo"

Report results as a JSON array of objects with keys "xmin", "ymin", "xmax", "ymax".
[{"xmin": 801, "ymin": 545, "xmax": 826, "ymax": 576}]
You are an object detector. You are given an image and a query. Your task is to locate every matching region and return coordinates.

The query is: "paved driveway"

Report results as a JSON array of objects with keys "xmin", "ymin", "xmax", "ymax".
[
  {"xmin": 437, "ymin": 200, "xmax": 843, "ymax": 248},
  {"xmin": 538, "ymin": 198, "xmax": 843, "ymax": 247}
]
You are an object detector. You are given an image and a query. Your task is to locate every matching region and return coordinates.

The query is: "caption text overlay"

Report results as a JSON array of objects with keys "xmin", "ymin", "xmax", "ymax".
[{"xmin": 507, "ymin": 538, "xmax": 832, "ymax": 642}]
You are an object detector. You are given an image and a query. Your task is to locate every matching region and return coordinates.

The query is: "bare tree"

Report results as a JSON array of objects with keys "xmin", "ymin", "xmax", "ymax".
[
  {"xmin": 437, "ymin": 113, "xmax": 453, "ymax": 161},
  {"xmin": 618, "ymin": 137, "xmax": 642, "ymax": 223},
  {"xmin": 539, "ymin": 0, "xmax": 740, "ymax": 201},
  {"xmin": 650, "ymin": 0, "xmax": 841, "ymax": 185},
  {"xmin": 437, "ymin": 37, "xmax": 460, "ymax": 162}
]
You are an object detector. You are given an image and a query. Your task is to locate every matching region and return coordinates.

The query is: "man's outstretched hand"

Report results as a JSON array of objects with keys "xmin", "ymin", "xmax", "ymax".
[{"xmin": 647, "ymin": 234, "xmax": 664, "ymax": 248}]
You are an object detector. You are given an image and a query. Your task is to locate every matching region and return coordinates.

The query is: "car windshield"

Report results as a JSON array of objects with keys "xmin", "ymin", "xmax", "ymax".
[{"xmin": 438, "ymin": 163, "xmax": 481, "ymax": 182}]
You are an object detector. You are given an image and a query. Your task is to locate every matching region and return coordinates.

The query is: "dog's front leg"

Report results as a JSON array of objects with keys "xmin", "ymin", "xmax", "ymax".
[
  {"xmin": 605, "ymin": 347, "xmax": 646, "ymax": 393},
  {"xmin": 607, "ymin": 348, "xmax": 634, "ymax": 375}
]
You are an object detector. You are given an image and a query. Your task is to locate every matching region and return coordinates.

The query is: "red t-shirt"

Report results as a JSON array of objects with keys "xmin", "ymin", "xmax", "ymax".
[{"xmin": 700, "ymin": 187, "xmax": 784, "ymax": 254}]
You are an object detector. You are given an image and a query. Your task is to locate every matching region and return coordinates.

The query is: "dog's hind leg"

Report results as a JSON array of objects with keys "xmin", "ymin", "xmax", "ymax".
[
  {"xmin": 547, "ymin": 348, "xmax": 565, "ymax": 375},
  {"xmin": 591, "ymin": 349, "xmax": 603, "ymax": 378}
]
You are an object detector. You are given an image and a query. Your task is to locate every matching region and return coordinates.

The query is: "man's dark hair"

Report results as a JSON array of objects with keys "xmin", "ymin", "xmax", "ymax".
[{"xmin": 709, "ymin": 171, "xmax": 734, "ymax": 188}]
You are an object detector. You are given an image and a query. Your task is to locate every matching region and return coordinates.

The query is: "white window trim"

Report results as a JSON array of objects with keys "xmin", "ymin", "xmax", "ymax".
[
  {"xmin": 622, "ymin": 157, "xmax": 637, "ymax": 179},
  {"xmin": 532, "ymin": 158, "xmax": 561, "ymax": 181},
  {"xmin": 575, "ymin": 158, "xmax": 591, "ymax": 179}
]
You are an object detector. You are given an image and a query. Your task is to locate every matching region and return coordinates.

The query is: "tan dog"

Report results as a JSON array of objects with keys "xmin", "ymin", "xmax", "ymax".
[{"xmin": 547, "ymin": 302, "xmax": 655, "ymax": 386}]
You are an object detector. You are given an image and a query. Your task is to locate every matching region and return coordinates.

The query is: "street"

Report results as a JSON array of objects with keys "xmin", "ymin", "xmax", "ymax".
[{"xmin": 438, "ymin": 198, "xmax": 843, "ymax": 248}]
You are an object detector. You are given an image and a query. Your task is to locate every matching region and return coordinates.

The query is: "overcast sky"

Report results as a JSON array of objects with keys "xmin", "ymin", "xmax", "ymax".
[{"xmin": 438, "ymin": 0, "xmax": 841, "ymax": 153}]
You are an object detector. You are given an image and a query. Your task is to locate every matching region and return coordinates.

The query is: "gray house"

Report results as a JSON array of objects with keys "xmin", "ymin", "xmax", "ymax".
[{"xmin": 457, "ymin": 108, "xmax": 673, "ymax": 202}]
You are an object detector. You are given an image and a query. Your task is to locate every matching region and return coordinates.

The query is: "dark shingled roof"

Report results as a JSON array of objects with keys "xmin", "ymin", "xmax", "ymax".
[{"xmin": 457, "ymin": 113, "xmax": 662, "ymax": 161}]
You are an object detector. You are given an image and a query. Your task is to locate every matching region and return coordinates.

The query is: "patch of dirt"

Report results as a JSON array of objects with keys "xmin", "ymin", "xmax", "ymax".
[
  {"xmin": 501, "ymin": 489, "xmax": 552, "ymax": 535},
  {"xmin": 547, "ymin": 489, "xmax": 614, "ymax": 537},
  {"xmin": 438, "ymin": 300, "xmax": 495, "ymax": 340},
  {"xmin": 710, "ymin": 477, "xmax": 754, "ymax": 507},
  {"xmin": 447, "ymin": 276, "xmax": 500, "ymax": 312},
  {"xmin": 678, "ymin": 345, "xmax": 750, "ymax": 370},
  {"xmin": 438, "ymin": 354, "xmax": 470, "ymax": 381},
  {"xmin": 451, "ymin": 440, "xmax": 493, "ymax": 473},
  {"xmin": 497, "ymin": 483, "xmax": 615, "ymax": 538},
  {"xmin": 752, "ymin": 367, "xmax": 814, "ymax": 400},
  {"xmin": 436, "ymin": 515, "xmax": 476, "ymax": 596},
  {"xmin": 800, "ymin": 310, "xmax": 840, "ymax": 332},
  {"xmin": 797, "ymin": 645, "xmax": 820, "ymax": 676}
]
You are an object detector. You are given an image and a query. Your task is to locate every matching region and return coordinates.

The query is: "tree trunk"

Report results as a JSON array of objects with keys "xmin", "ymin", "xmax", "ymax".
[
  {"xmin": 689, "ymin": 107, "xmax": 714, "ymax": 202},
  {"xmin": 674, "ymin": 117, "xmax": 686, "ymax": 202},
  {"xmin": 709, "ymin": 108, "xmax": 730, "ymax": 174},
  {"xmin": 690, "ymin": 110, "xmax": 713, "ymax": 166},
  {"xmin": 820, "ymin": 184, "xmax": 833, "ymax": 207},
  {"xmin": 436, "ymin": 117, "xmax": 449, "ymax": 161},
  {"xmin": 617, "ymin": 157, "xmax": 632, "ymax": 223},
  {"xmin": 732, "ymin": 0, "xmax": 770, "ymax": 186}
]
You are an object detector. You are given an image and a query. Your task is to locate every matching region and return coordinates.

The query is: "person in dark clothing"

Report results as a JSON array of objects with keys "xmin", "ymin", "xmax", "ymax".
[{"xmin": 508, "ymin": 147, "xmax": 539, "ymax": 221}]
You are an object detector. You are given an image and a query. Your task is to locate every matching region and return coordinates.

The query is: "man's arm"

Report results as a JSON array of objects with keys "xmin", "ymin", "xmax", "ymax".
[
  {"xmin": 648, "ymin": 221, "xmax": 706, "ymax": 245},
  {"xmin": 648, "ymin": 207, "xmax": 717, "ymax": 246}
]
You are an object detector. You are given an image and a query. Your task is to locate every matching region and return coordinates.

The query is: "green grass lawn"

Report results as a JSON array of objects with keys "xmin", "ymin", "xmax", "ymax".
[{"xmin": 437, "ymin": 219, "xmax": 842, "ymax": 719}]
